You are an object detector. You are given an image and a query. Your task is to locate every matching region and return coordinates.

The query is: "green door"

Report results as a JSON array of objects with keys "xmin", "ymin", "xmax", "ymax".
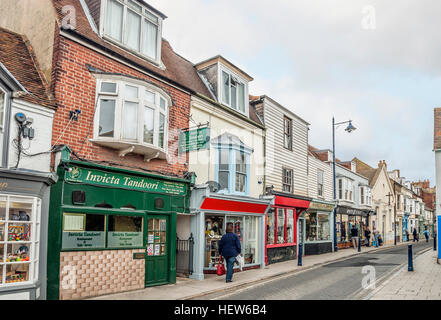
[{"xmin": 145, "ymin": 215, "xmax": 169, "ymax": 286}]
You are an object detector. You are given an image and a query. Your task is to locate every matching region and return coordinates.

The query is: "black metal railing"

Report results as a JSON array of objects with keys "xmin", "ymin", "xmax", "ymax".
[{"xmin": 176, "ymin": 233, "xmax": 194, "ymax": 276}]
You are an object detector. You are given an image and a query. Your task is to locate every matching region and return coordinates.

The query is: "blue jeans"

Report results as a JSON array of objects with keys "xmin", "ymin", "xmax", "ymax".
[{"xmin": 224, "ymin": 256, "xmax": 236, "ymax": 282}]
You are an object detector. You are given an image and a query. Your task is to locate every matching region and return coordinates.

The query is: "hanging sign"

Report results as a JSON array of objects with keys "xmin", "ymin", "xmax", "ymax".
[
  {"xmin": 179, "ymin": 127, "xmax": 210, "ymax": 153},
  {"xmin": 65, "ymin": 166, "xmax": 187, "ymax": 195}
]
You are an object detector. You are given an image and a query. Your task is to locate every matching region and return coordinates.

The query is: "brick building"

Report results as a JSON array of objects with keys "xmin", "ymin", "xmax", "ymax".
[{"xmin": 0, "ymin": 0, "xmax": 213, "ymax": 299}]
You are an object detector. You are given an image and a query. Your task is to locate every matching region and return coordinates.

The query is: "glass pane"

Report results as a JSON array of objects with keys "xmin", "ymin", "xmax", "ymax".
[
  {"xmin": 7, "ymin": 223, "xmax": 31, "ymax": 242},
  {"xmin": 0, "ymin": 224, "xmax": 4, "ymax": 241},
  {"xmin": 145, "ymin": 10, "xmax": 159, "ymax": 23},
  {"xmin": 154, "ymin": 244, "xmax": 160, "ymax": 256},
  {"xmin": 142, "ymin": 19, "xmax": 158, "ymax": 59},
  {"xmin": 128, "ymin": 0, "xmax": 142, "ymax": 12},
  {"xmin": 0, "ymin": 265, "xmax": 3, "ymax": 284},
  {"xmin": 99, "ymin": 99, "xmax": 115, "ymax": 137},
  {"xmin": 235, "ymin": 173, "xmax": 245, "ymax": 193},
  {"xmin": 105, "ymin": 0, "xmax": 123, "ymax": 42},
  {"xmin": 145, "ymin": 90, "xmax": 155, "ymax": 104},
  {"xmin": 62, "ymin": 213, "xmax": 105, "ymax": 250},
  {"xmin": 318, "ymin": 213, "xmax": 330, "ymax": 241},
  {"xmin": 148, "ymin": 219, "xmax": 153, "ymax": 230},
  {"xmin": 154, "ymin": 232, "xmax": 160, "ymax": 243},
  {"xmin": 160, "ymin": 97, "xmax": 166, "ymax": 110},
  {"xmin": 143, "ymin": 106, "xmax": 154, "ymax": 144},
  {"xmin": 160, "ymin": 231, "xmax": 166, "ymax": 243},
  {"xmin": 219, "ymin": 171, "xmax": 229, "ymax": 191},
  {"xmin": 0, "ymin": 197, "xmax": 6, "ymax": 221},
  {"xmin": 0, "ymin": 91, "xmax": 4, "ymax": 126},
  {"xmin": 153, "ymin": 219, "xmax": 159, "ymax": 231},
  {"xmin": 125, "ymin": 85, "xmax": 139, "ymax": 100},
  {"xmin": 0, "ymin": 243, "xmax": 4, "ymax": 262},
  {"xmin": 267, "ymin": 210, "xmax": 275, "ymax": 245},
  {"xmin": 231, "ymin": 82, "xmax": 237, "ymax": 109},
  {"xmin": 226, "ymin": 216, "xmax": 243, "ymax": 247},
  {"xmin": 6, "ymin": 243, "xmax": 30, "ymax": 262},
  {"xmin": 100, "ymin": 82, "xmax": 117, "ymax": 93},
  {"xmin": 158, "ymin": 113, "xmax": 165, "ymax": 148},
  {"xmin": 219, "ymin": 149, "xmax": 229, "ymax": 171},
  {"xmin": 64, "ymin": 213, "xmax": 84, "ymax": 231},
  {"xmin": 286, "ymin": 210, "xmax": 294, "ymax": 243},
  {"xmin": 222, "ymin": 71, "xmax": 230, "ymax": 104},
  {"xmin": 160, "ymin": 219, "xmax": 166, "ymax": 231},
  {"xmin": 123, "ymin": 101, "xmax": 138, "ymax": 140},
  {"xmin": 305, "ymin": 212, "xmax": 317, "ymax": 242},
  {"xmin": 6, "ymin": 264, "xmax": 29, "ymax": 284},
  {"xmin": 148, "ymin": 231, "xmax": 154, "ymax": 244},
  {"xmin": 160, "ymin": 244, "xmax": 166, "ymax": 255},
  {"xmin": 9, "ymin": 198, "xmax": 33, "ymax": 221},
  {"xmin": 238, "ymin": 83, "xmax": 245, "ymax": 112},
  {"xmin": 277, "ymin": 209, "xmax": 285, "ymax": 244},
  {"xmin": 108, "ymin": 215, "xmax": 143, "ymax": 248},
  {"xmin": 244, "ymin": 216, "xmax": 258, "ymax": 264}
]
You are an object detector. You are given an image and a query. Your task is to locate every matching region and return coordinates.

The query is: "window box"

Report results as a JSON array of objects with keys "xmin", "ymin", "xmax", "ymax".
[{"xmin": 92, "ymin": 78, "xmax": 170, "ymax": 161}]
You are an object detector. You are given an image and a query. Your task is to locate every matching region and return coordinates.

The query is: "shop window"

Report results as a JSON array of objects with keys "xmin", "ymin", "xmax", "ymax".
[
  {"xmin": 244, "ymin": 216, "xmax": 259, "ymax": 265},
  {"xmin": 0, "ymin": 196, "xmax": 40, "ymax": 286},
  {"xmin": 147, "ymin": 218, "xmax": 167, "ymax": 257},
  {"xmin": 205, "ymin": 216, "xmax": 224, "ymax": 268},
  {"xmin": 62, "ymin": 213, "xmax": 106, "ymax": 250},
  {"xmin": 267, "ymin": 208, "xmax": 295, "ymax": 246},
  {"xmin": 108, "ymin": 215, "xmax": 143, "ymax": 248},
  {"xmin": 306, "ymin": 212, "xmax": 331, "ymax": 242},
  {"xmin": 266, "ymin": 210, "xmax": 275, "ymax": 245}
]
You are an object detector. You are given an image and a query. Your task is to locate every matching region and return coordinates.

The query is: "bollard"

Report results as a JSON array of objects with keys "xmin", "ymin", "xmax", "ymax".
[
  {"xmin": 434, "ymin": 234, "xmax": 437, "ymax": 251},
  {"xmin": 358, "ymin": 237, "xmax": 361, "ymax": 252},
  {"xmin": 298, "ymin": 243, "xmax": 303, "ymax": 266},
  {"xmin": 408, "ymin": 244, "xmax": 414, "ymax": 272}
]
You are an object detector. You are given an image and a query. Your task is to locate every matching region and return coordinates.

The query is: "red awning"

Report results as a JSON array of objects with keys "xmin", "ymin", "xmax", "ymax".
[
  {"xmin": 200, "ymin": 198, "xmax": 269, "ymax": 214},
  {"xmin": 274, "ymin": 196, "xmax": 310, "ymax": 209}
]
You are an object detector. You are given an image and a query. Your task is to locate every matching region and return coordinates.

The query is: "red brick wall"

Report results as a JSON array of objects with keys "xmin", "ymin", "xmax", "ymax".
[{"xmin": 51, "ymin": 33, "xmax": 190, "ymax": 177}]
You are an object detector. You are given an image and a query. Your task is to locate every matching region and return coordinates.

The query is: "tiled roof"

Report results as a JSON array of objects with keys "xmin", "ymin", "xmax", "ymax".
[
  {"xmin": 352, "ymin": 157, "xmax": 381, "ymax": 187},
  {"xmin": 0, "ymin": 27, "xmax": 55, "ymax": 109},
  {"xmin": 51, "ymin": 0, "xmax": 212, "ymax": 98}
]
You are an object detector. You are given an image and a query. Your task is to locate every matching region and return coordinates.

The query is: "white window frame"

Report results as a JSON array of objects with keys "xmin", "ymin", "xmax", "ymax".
[
  {"xmin": 317, "ymin": 169, "xmax": 324, "ymax": 197},
  {"xmin": 0, "ymin": 195, "xmax": 40, "ymax": 287},
  {"xmin": 218, "ymin": 64, "xmax": 248, "ymax": 115},
  {"xmin": 101, "ymin": 0, "xmax": 163, "ymax": 65},
  {"xmin": 0, "ymin": 87, "xmax": 6, "ymax": 131},
  {"xmin": 282, "ymin": 167, "xmax": 294, "ymax": 193},
  {"xmin": 93, "ymin": 77, "xmax": 171, "ymax": 153}
]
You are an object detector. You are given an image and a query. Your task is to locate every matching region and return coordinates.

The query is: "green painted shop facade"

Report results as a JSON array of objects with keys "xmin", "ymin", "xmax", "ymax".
[{"xmin": 47, "ymin": 152, "xmax": 191, "ymax": 300}]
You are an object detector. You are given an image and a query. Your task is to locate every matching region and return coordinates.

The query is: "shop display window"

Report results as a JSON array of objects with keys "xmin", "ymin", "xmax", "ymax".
[
  {"xmin": 108, "ymin": 215, "xmax": 143, "ymax": 248},
  {"xmin": 266, "ymin": 210, "xmax": 275, "ymax": 245},
  {"xmin": 147, "ymin": 218, "xmax": 167, "ymax": 257},
  {"xmin": 0, "ymin": 195, "xmax": 40, "ymax": 287},
  {"xmin": 205, "ymin": 215, "xmax": 260, "ymax": 268},
  {"xmin": 267, "ymin": 208, "xmax": 295, "ymax": 246},
  {"xmin": 62, "ymin": 213, "xmax": 106, "ymax": 250},
  {"xmin": 305, "ymin": 211, "xmax": 331, "ymax": 242}
]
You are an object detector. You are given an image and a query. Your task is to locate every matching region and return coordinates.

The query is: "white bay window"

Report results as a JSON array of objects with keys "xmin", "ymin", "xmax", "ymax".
[
  {"xmin": 93, "ymin": 78, "xmax": 170, "ymax": 160},
  {"xmin": 103, "ymin": 0, "xmax": 162, "ymax": 63}
]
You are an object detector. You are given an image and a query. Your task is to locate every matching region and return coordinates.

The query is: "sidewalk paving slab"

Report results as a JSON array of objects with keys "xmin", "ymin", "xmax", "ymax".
[
  {"xmin": 89, "ymin": 242, "xmax": 411, "ymax": 300},
  {"xmin": 368, "ymin": 249, "xmax": 441, "ymax": 300}
]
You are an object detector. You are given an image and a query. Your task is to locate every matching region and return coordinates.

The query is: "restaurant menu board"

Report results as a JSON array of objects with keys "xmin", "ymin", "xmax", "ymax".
[
  {"xmin": 107, "ymin": 232, "xmax": 143, "ymax": 248},
  {"xmin": 62, "ymin": 232, "xmax": 105, "ymax": 249}
]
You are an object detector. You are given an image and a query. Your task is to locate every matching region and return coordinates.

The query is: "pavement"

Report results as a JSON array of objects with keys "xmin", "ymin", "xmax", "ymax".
[
  {"xmin": 367, "ymin": 246, "xmax": 441, "ymax": 300},
  {"xmin": 90, "ymin": 241, "xmax": 416, "ymax": 300}
]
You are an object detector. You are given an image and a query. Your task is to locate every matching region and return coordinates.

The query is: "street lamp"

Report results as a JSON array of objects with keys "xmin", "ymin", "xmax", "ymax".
[{"xmin": 332, "ymin": 118, "xmax": 357, "ymax": 252}]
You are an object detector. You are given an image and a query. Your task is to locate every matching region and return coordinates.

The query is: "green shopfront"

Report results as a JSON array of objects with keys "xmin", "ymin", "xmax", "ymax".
[{"xmin": 47, "ymin": 159, "xmax": 190, "ymax": 300}]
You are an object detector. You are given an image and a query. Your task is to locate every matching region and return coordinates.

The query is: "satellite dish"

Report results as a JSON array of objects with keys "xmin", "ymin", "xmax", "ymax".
[{"xmin": 206, "ymin": 181, "xmax": 221, "ymax": 193}]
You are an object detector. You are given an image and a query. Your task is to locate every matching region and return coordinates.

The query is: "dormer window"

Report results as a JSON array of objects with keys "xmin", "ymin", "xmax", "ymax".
[
  {"xmin": 103, "ymin": 0, "xmax": 161, "ymax": 63},
  {"xmin": 221, "ymin": 70, "xmax": 246, "ymax": 113}
]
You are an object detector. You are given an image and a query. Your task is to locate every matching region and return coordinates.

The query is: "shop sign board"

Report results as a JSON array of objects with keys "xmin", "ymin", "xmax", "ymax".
[
  {"xmin": 65, "ymin": 166, "xmax": 187, "ymax": 195},
  {"xmin": 178, "ymin": 127, "xmax": 210, "ymax": 153},
  {"xmin": 107, "ymin": 232, "xmax": 143, "ymax": 248},
  {"xmin": 62, "ymin": 231, "xmax": 105, "ymax": 249},
  {"xmin": 308, "ymin": 202, "xmax": 335, "ymax": 212}
]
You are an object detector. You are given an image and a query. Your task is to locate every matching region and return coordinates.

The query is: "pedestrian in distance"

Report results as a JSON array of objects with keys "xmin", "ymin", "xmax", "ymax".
[
  {"xmin": 372, "ymin": 227, "xmax": 379, "ymax": 247},
  {"xmin": 423, "ymin": 226, "xmax": 430, "ymax": 243},
  {"xmin": 351, "ymin": 223, "xmax": 359, "ymax": 249},
  {"xmin": 218, "ymin": 223, "xmax": 241, "ymax": 283},
  {"xmin": 412, "ymin": 228, "xmax": 419, "ymax": 242},
  {"xmin": 364, "ymin": 227, "xmax": 371, "ymax": 247}
]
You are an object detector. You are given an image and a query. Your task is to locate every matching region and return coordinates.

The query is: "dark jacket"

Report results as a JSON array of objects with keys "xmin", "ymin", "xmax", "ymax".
[
  {"xmin": 351, "ymin": 227, "xmax": 359, "ymax": 237},
  {"xmin": 218, "ymin": 232, "xmax": 241, "ymax": 257},
  {"xmin": 365, "ymin": 230, "xmax": 371, "ymax": 238}
]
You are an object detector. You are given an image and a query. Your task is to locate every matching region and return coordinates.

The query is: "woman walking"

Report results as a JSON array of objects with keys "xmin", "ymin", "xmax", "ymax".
[
  {"xmin": 364, "ymin": 227, "xmax": 371, "ymax": 247},
  {"xmin": 218, "ymin": 223, "xmax": 241, "ymax": 283}
]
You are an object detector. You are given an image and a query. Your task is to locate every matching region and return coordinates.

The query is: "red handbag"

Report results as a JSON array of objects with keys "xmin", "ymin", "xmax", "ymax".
[{"xmin": 216, "ymin": 256, "xmax": 226, "ymax": 276}]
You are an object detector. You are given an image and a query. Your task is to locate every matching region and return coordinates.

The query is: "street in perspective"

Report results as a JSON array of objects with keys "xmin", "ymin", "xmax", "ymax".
[{"xmin": 0, "ymin": 0, "xmax": 440, "ymax": 307}]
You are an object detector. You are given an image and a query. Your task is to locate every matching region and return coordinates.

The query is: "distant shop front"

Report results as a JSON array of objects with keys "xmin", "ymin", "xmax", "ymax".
[
  {"xmin": 336, "ymin": 206, "xmax": 373, "ymax": 249},
  {"xmin": 47, "ymin": 159, "xmax": 190, "ymax": 300}
]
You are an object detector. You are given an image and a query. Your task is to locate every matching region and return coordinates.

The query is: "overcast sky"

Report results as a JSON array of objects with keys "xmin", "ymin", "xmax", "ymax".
[{"xmin": 148, "ymin": 0, "xmax": 440, "ymax": 184}]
